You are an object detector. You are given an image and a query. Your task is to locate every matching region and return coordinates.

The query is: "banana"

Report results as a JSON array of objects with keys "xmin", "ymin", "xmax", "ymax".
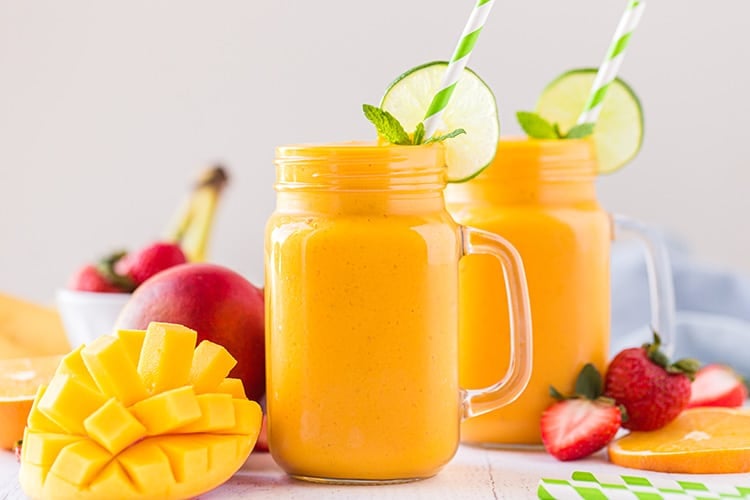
[{"xmin": 164, "ymin": 166, "xmax": 229, "ymax": 262}]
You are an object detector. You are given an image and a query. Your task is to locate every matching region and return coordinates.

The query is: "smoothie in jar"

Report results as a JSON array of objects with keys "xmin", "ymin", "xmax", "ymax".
[
  {"xmin": 266, "ymin": 143, "xmax": 461, "ymax": 481},
  {"xmin": 446, "ymin": 137, "xmax": 610, "ymax": 445}
]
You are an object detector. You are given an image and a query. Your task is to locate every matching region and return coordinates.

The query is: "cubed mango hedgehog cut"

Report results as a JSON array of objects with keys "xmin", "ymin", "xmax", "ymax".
[{"xmin": 19, "ymin": 321, "xmax": 262, "ymax": 500}]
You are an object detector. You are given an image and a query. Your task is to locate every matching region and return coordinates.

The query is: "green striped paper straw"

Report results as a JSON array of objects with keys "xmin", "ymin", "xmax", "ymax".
[
  {"xmin": 577, "ymin": 1, "xmax": 646, "ymax": 125},
  {"xmin": 422, "ymin": 0, "xmax": 495, "ymax": 138},
  {"xmin": 538, "ymin": 471, "xmax": 750, "ymax": 499}
]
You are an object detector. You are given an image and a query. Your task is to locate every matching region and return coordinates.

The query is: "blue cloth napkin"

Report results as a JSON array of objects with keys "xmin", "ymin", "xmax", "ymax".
[{"xmin": 611, "ymin": 237, "xmax": 750, "ymax": 378}]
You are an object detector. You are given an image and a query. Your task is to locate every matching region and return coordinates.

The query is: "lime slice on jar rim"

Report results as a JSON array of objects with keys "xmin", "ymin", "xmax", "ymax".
[
  {"xmin": 535, "ymin": 68, "xmax": 644, "ymax": 174},
  {"xmin": 380, "ymin": 61, "xmax": 500, "ymax": 183}
]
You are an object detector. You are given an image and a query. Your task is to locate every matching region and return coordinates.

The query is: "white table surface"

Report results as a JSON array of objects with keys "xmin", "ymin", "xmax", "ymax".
[{"xmin": 3, "ymin": 444, "xmax": 749, "ymax": 499}]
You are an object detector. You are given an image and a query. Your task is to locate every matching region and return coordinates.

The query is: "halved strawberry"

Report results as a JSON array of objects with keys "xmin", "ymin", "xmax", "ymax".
[
  {"xmin": 688, "ymin": 364, "xmax": 748, "ymax": 408},
  {"xmin": 540, "ymin": 364, "xmax": 624, "ymax": 461}
]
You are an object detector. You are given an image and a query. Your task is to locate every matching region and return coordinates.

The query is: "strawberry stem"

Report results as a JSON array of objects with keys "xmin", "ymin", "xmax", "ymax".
[
  {"xmin": 96, "ymin": 250, "xmax": 137, "ymax": 292},
  {"xmin": 574, "ymin": 363, "xmax": 604, "ymax": 400},
  {"xmin": 644, "ymin": 331, "xmax": 700, "ymax": 380},
  {"xmin": 550, "ymin": 363, "xmax": 608, "ymax": 401}
]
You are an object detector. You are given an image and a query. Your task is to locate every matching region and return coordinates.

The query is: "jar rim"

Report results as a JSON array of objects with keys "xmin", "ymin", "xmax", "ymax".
[
  {"xmin": 276, "ymin": 141, "xmax": 442, "ymax": 161},
  {"xmin": 274, "ymin": 141, "xmax": 447, "ymax": 193},
  {"xmin": 473, "ymin": 136, "xmax": 598, "ymax": 183}
]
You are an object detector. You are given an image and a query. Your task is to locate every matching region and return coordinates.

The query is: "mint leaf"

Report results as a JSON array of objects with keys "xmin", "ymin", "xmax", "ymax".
[
  {"xmin": 565, "ymin": 123, "xmax": 595, "ymax": 139},
  {"xmin": 362, "ymin": 104, "xmax": 411, "ymax": 145},
  {"xmin": 424, "ymin": 128, "xmax": 466, "ymax": 144},
  {"xmin": 412, "ymin": 122, "xmax": 425, "ymax": 145},
  {"xmin": 517, "ymin": 111, "xmax": 595, "ymax": 140},
  {"xmin": 517, "ymin": 111, "xmax": 558, "ymax": 139},
  {"xmin": 362, "ymin": 105, "xmax": 465, "ymax": 146},
  {"xmin": 553, "ymin": 122, "xmax": 562, "ymax": 139}
]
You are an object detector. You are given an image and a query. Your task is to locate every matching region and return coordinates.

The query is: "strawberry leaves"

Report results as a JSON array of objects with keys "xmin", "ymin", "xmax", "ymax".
[
  {"xmin": 96, "ymin": 250, "xmax": 137, "ymax": 293},
  {"xmin": 550, "ymin": 363, "xmax": 607, "ymax": 402},
  {"xmin": 549, "ymin": 363, "xmax": 627, "ymax": 422},
  {"xmin": 644, "ymin": 332, "xmax": 700, "ymax": 381},
  {"xmin": 542, "ymin": 364, "xmax": 625, "ymax": 461},
  {"xmin": 574, "ymin": 363, "xmax": 604, "ymax": 400}
]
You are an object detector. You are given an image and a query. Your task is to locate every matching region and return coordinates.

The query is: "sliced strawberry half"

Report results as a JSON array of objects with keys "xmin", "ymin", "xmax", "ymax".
[
  {"xmin": 688, "ymin": 364, "xmax": 748, "ymax": 408},
  {"xmin": 540, "ymin": 364, "xmax": 624, "ymax": 461},
  {"xmin": 541, "ymin": 398, "xmax": 622, "ymax": 461}
]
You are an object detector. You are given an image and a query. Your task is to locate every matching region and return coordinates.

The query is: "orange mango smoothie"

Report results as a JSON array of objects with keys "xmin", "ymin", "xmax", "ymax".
[
  {"xmin": 446, "ymin": 138, "xmax": 611, "ymax": 445},
  {"xmin": 265, "ymin": 143, "xmax": 461, "ymax": 482}
]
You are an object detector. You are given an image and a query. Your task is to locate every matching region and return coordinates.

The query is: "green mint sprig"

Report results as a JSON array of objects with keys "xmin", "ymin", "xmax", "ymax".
[
  {"xmin": 516, "ymin": 111, "xmax": 594, "ymax": 140},
  {"xmin": 362, "ymin": 104, "xmax": 465, "ymax": 145}
]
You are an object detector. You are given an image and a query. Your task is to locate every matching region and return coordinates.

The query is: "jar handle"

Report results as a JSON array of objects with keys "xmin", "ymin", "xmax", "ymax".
[
  {"xmin": 612, "ymin": 214, "xmax": 676, "ymax": 356},
  {"xmin": 459, "ymin": 225, "xmax": 533, "ymax": 419}
]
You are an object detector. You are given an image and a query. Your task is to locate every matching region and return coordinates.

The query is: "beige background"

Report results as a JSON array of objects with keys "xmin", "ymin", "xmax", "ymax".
[{"xmin": 1, "ymin": 1, "xmax": 747, "ymax": 303}]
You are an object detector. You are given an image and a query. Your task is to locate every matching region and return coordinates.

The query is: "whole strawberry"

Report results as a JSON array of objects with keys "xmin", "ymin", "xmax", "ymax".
[
  {"xmin": 604, "ymin": 333, "xmax": 699, "ymax": 431},
  {"xmin": 68, "ymin": 264, "xmax": 125, "ymax": 293},
  {"xmin": 541, "ymin": 363, "xmax": 625, "ymax": 461},
  {"xmin": 68, "ymin": 250, "xmax": 136, "ymax": 293},
  {"xmin": 115, "ymin": 242, "xmax": 187, "ymax": 286}
]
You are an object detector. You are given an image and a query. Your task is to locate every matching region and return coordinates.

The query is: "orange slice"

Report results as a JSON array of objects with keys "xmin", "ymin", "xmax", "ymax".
[
  {"xmin": 0, "ymin": 355, "xmax": 63, "ymax": 449},
  {"xmin": 608, "ymin": 407, "xmax": 750, "ymax": 473}
]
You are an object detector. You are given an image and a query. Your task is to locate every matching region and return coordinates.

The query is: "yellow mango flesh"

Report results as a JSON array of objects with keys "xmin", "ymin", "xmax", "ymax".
[
  {"xmin": 129, "ymin": 386, "xmax": 201, "ymax": 435},
  {"xmin": 55, "ymin": 345, "xmax": 97, "ymax": 390},
  {"xmin": 137, "ymin": 322, "xmax": 197, "ymax": 394},
  {"xmin": 48, "ymin": 439, "xmax": 112, "ymax": 487},
  {"xmin": 189, "ymin": 340, "xmax": 237, "ymax": 393},
  {"xmin": 83, "ymin": 398, "xmax": 146, "ymax": 454},
  {"xmin": 176, "ymin": 393, "xmax": 235, "ymax": 433},
  {"xmin": 19, "ymin": 320, "xmax": 262, "ymax": 499},
  {"xmin": 117, "ymin": 441, "xmax": 175, "ymax": 495},
  {"xmin": 38, "ymin": 374, "xmax": 107, "ymax": 435},
  {"xmin": 216, "ymin": 377, "xmax": 247, "ymax": 399},
  {"xmin": 22, "ymin": 430, "xmax": 82, "ymax": 466},
  {"xmin": 41, "ymin": 469, "xmax": 80, "ymax": 499},
  {"xmin": 18, "ymin": 462, "xmax": 47, "ymax": 491},
  {"xmin": 153, "ymin": 434, "xmax": 209, "ymax": 482},
  {"xmin": 88, "ymin": 461, "xmax": 139, "ymax": 498},
  {"xmin": 219, "ymin": 398, "xmax": 262, "ymax": 435},
  {"xmin": 114, "ymin": 329, "xmax": 146, "ymax": 366},
  {"xmin": 26, "ymin": 385, "xmax": 65, "ymax": 434},
  {"xmin": 81, "ymin": 335, "xmax": 148, "ymax": 406}
]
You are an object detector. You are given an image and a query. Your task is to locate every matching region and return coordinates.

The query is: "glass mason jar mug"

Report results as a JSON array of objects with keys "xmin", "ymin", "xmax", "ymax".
[
  {"xmin": 264, "ymin": 143, "xmax": 533, "ymax": 483},
  {"xmin": 445, "ymin": 137, "xmax": 675, "ymax": 446}
]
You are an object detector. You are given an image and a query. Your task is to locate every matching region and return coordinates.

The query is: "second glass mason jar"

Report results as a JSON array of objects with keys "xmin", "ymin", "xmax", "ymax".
[
  {"xmin": 445, "ymin": 137, "xmax": 674, "ymax": 446},
  {"xmin": 265, "ymin": 142, "xmax": 532, "ymax": 483}
]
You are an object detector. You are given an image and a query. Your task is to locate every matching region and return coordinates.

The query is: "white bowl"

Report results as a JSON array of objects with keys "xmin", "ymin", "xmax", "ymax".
[{"xmin": 56, "ymin": 289, "xmax": 132, "ymax": 348}]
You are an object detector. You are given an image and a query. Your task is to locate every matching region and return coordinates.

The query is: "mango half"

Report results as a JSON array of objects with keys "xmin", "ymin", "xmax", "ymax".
[{"xmin": 19, "ymin": 322, "xmax": 262, "ymax": 500}]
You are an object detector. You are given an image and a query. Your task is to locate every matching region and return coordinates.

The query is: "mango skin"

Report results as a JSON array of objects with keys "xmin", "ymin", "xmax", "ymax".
[{"xmin": 115, "ymin": 264, "xmax": 266, "ymax": 402}]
